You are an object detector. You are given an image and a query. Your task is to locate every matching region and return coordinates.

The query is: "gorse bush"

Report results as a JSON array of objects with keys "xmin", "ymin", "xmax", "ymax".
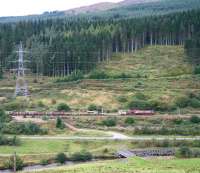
[
  {"xmin": 71, "ymin": 151, "xmax": 93, "ymax": 162},
  {"xmin": 175, "ymin": 93, "xmax": 200, "ymax": 108},
  {"xmin": 189, "ymin": 98, "xmax": 200, "ymax": 108},
  {"xmin": 88, "ymin": 104, "xmax": 98, "ymax": 111},
  {"xmin": 56, "ymin": 117, "xmax": 65, "ymax": 129},
  {"xmin": 173, "ymin": 118, "xmax": 183, "ymax": 125},
  {"xmin": 127, "ymin": 93, "xmax": 176, "ymax": 111},
  {"xmin": 88, "ymin": 104, "xmax": 102, "ymax": 112},
  {"xmin": 128, "ymin": 96, "xmax": 176, "ymax": 111},
  {"xmin": 176, "ymin": 147, "xmax": 193, "ymax": 158},
  {"xmin": 37, "ymin": 101, "xmax": 45, "ymax": 107},
  {"xmin": 124, "ymin": 117, "xmax": 135, "ymax": 125},
  {"xmin": 0, "ymin": 109, "xmax": 10, "ymax": 123},
  {"xmin": 102, "ymin": 117, "xmax": 117, "ymax": 127},
  {"xmin": 57, "ymin": 103, "xmax": 71, "ymax": 111},
  {"xmin": 2, "ymin": 122, "xmax": 48, "ymax": 135},
  {"xmin": 88, "ymin": 70, "xmax": 109, "ymax": 79},
  {"xmin": 0, "ymin": 70, "xmax": 3, "ymax": 79},
  {"xmin": 40, "ymin": 159, "xmax": 49, "ymax": 166},
  {"xmin": 134, "ymin": 93, "xmax": 147, "ymax": 100},
  {"xmin": 151, "ymin": 100, "xmax": 176, "ymax": 111},
  {"xmin": 56, "ymin": 153, "xmax": 67, "ymax": 164},
  {"xmin": 88, "ymin": 70, "xmax": 132, "ymax": 80},
  {"xmin": 190, "ymin": 116, "xmax": 200, "ymax": 124},
  {"xmin": 112, "ymin": 73, "xmax": 132, "ymax": 79},
  {"xmin": 55, "ymin": 71, "xmax": 84, "ymax": 83},
  {"xmin": 128, "ymin": 99, "xmax": 152, "ymax": 109},
  {"xmin": 175, "ymin": 96, "xmax": 190, "ymax": 108},
  {"xmin": 194, "ymin": 65, "xmax": 200, "ymax": 74}
]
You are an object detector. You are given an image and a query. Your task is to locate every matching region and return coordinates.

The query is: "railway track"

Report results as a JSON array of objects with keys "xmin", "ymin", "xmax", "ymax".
[{"xmin": 7, "ymin": 111, "xmax": 199, "ymax": 120}]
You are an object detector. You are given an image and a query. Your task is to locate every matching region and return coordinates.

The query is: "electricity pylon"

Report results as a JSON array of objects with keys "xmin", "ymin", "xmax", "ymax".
[{"xmin": 14, "ymin": 42, "xmax": 29, "ymax": 97}]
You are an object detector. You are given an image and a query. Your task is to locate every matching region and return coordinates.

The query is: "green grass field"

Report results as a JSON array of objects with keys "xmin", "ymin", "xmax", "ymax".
[{"xmin": 22, "ymin": 157, "xmax": 200, "ymax": 173}]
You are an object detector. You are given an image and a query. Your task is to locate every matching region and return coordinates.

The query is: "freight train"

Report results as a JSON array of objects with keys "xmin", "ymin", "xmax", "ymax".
[{"xmin": 7, "ymin": 109, "xmax": 155, "ymax": 117}]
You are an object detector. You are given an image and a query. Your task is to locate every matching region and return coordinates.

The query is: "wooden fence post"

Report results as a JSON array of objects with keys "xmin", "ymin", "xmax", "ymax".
[{"xmin": 13, "ymin": 152, "xmax": 16, "ymax": 173}]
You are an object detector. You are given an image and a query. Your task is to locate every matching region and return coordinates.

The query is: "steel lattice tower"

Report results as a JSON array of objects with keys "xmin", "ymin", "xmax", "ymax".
[{"xmin": 14, "ymin": 42, "xmax": 29, "ymax": 97}]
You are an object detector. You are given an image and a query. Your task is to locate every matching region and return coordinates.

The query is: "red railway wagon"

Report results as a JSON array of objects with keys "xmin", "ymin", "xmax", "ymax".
[{"xmin": 126, "ymin": 109, "xmax": 155, "ymax": 116}]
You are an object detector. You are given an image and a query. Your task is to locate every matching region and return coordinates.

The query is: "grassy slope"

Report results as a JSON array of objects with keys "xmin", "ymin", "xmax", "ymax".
[
  {"xmin": 0, "ymin": 139, "xmax": 133, "ymax": 155},
  {"xmin": 0, "ymin": 45, "xmax": 199, "ymax": 111},
  {"xmin": 22, "ymin": 157, "xmax": 200, "ymax": 173}
]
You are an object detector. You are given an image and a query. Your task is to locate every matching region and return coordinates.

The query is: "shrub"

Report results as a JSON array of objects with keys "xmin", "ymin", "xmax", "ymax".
[
  {"xmin": 117, "ymin": 96, "xmax": 128, "ymax": 103},
  {"xmin": 190, "ymin": 116, "xmax": 200, "ymax": 124},
  {"xmin": 124, "ymin": 117, "xmax": 135, "ymax": 125},
  {"xmin": 103, "ymin": 148, "xmax": 109, "ymax": 153},
  {"xmin": 176, "ymin": 146, "xmax": 192, "ymax": 158},
  {"xmin": 134, "ymin": 93, "xmax": 147, "ymax": 100},
  {"xmin": 194, "ymin": 66, "xmax": 200, "ymax": 74},
  {"xmin": 150, "ymin": 100, "xmax": 176, "ymax": 111},
  {"xmin": 56, "ymin": 153, "xmax": 67, "ymax": 164},
  {"xmin": 193, "ymin": 140, "xmax": 200, "ymax": 147},
  {"xmin": 4, "ymin": 155, "xmax": 24, "ymax": 171},
  {"xmin": 3, "ymin": 101, "xmax": 26, "ymax": 111},
  {"xmin": 113, "ymin": 73, "xmax": 132, "ymax": 79},
  {"xmin": 127, "ymin": 99, "xmax": 151, "ymax": 109},
  {"xmin": 55, "ymin": 71, "xmax": 84, "ymax": 83},
  {"xmin": 56, "ymin": 118, "xmax": 65, "ymax": 129},
  {"xmin": 88, "ymin": 104, "xmax": 102, "ymax": 112},
  {"xmin": 175, "ymin": 95, "xmax": 200, "ymax": 109},
  {"xmin": 33, "ymin": 78, "xmax": 38, "ymax": 83},
  {"xmin": 40, "ymin": 159, "xmax": 49, "ymax": 166},
  {"xmin": 37, "ymin": 101, "xmax": 45, "ymax": 107},
  {"xmin": 0, "ymin": 135, "xmax": 20, "ymax": 146},
  {"xmin": 189, "ymin": 98, "xmax": 200, "ymax": 108},
  {"xmin": 0, "ymin": 70, "xmax": 3, "ymax": 79},
  {"xmin": 173, "ymin": 119, "xmax": 183, "ymax": 125},
  {"xmin": 2, "ymin": 122, "xmax": 48, "ymax": 135},
  {"xmin": 175, "ymin": 96, "xmax": 190, "ymax": 108},
  {"xmin": 88, "ymin": 70, "xmax": 109, "ymax": 79},
  {"xmin": 192, "ymin": 149, "xmax": 200, "ymax": 158},
  {"xmin": 71, "ymin": 151, "xmax": 93, "ymax": 162},
  {"xmin": 0, "ymin": 109, "xmax": 10, "ymax": 123},
  {"xmin": 161, "ymin": 139, "xmax": 170, "ymax": 147},
  {"xmin": 57, "ymin": 103, "xmax": 71, "ymax": 112},
  {"xmin": 88, "ymin": 104, "xmax": 98, "ymax": 111},
  {"xmin": 24, "ymin": 122, "xmax": 46, "ymax": 135},
  {"xmin": 102, "ymin": 117, "xmax": 117, "ymax": 127}
]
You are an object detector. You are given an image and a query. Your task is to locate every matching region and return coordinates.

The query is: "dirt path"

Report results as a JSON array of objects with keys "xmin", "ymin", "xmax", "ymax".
[
  {"xmin": 64, "ymin": 122, "xmax": 79, "ymax": 131},
  {"xmin": 107, "ymin": 131, "xmax": 130, "ymax": 139},
  {"xmin": 12, "ymin": 117, "xmax": 200, "ymax": 141}
]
